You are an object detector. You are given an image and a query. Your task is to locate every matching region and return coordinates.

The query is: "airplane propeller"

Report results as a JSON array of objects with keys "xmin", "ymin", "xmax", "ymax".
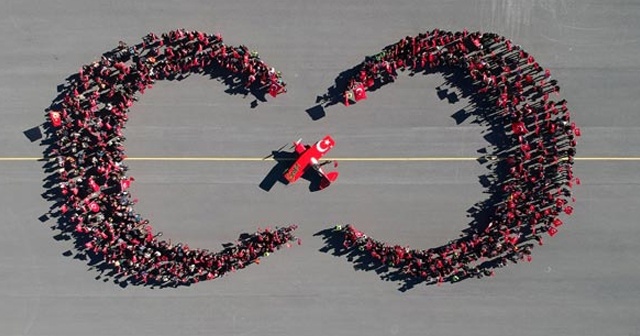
[{"xmin": 262, "ymin": 143, "xmax": 288, "ymax": 160}]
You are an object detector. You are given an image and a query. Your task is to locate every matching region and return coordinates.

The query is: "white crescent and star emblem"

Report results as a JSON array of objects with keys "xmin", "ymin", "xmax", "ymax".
[{"xmin": 316, "ymin": 139, "xmax": 331, "ymax": 153}]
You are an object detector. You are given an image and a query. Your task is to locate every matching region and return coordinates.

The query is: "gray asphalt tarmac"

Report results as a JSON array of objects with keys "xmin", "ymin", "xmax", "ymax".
[{"xmin": 1, "ymin": 0, "xmax": 640, "ymax": 335}]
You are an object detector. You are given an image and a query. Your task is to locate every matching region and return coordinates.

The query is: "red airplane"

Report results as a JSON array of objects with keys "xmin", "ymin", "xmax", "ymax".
[{"xmin": 284, "ymin": 135, "xmax": 339, "ymax": 190}]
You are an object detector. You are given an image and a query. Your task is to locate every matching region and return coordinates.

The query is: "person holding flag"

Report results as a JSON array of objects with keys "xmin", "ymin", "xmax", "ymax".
[
  {"xmin": 353, "ymin": 83, "xmax": 367, "ymax": 101},
  {"xmin": 268, "ymin": 80, "xmax": 287, "ymax": 97},
  {"xmin": 49, "ymin": 111, "xmax": 63, "ymax": 127}
]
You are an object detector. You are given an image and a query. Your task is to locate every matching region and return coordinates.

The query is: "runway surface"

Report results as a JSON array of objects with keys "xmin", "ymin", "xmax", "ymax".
[{"xmin": 1, "ymin": 1, "xmax": 639, "ymax": 335}]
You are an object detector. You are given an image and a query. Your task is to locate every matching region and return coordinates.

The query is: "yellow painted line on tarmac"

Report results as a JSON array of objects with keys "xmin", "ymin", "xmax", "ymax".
[
  {"xmin": 1, "ymin": 157, "xmax": 640, "ymax": 162},
  {"xmin": 575, "ymin": 157, "xmax": 640, "ymax": 161},
  {"xmin": 127, "ymin": 157, "xmax": 272, "ymax": 161},
  {"xmin": 0, "ymin": 157, "xmax": 43, "ymax": 161},
  {"xmin": 124, "ymin": 157, "xmax": 480, "ymax": 162}
]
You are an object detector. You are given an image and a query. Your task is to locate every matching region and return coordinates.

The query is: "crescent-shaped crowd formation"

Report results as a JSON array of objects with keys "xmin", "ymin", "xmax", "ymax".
[
  {"xmin": 334, "ymin": 29, "xmax": 580, "ymax": 285},
  {"xmin": 44, "ymin": 29, "xmax": 296, "ymax": 287}
]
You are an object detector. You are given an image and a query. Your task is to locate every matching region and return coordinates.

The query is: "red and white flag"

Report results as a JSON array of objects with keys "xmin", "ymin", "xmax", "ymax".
[
  {"xmin": 268, "ymin": 83, "xmax": 281, "ymax": 98},
  {"xmin": 49, "ymin": 111, "xmax": 62, "ymax": 127},
  {"xmin": 511, "ymin": 121, "xmax": 527, "ymax": 135},
  {"xmin": 354, "ymin": 83, "xmax": 367, "ymax": 101},
  {"xmin": 88, "ymin": 179, "xmax": 100, "ymax": 192},
  {"xmin": 564, "ymin": 205, "xmax": 574, "ymax": 215},
  {"xmin": 88, "ymin": 202, "xmax": 100, "ymax": 213},
  {"xmin": 120, "ymin": 178, "xmax": 133, "ymax": 191},
  {"xmin": 552, "ymin": 218, "xmax": 563, "ymax": 227}
]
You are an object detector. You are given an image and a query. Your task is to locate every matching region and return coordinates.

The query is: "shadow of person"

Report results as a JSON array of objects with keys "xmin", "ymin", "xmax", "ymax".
[
  {"xmin": 23, "ymin": 126, "xmax": 43, "ymax": 142},
  {"xmin": 314, "ymin": 228, "xmax": 389, "ymax": 273},
  {"xmin": 305, "ymin": 105, "xmax": 326, "ymax": 121}
]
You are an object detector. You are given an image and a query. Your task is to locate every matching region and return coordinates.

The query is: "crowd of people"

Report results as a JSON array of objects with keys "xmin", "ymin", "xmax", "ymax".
[
  {"xmin": 334, "ymin": 29, "xmax": 580, "ymax": 285},
  {"xmin": 44, "ymin": 29, "xmax": 295, "ymax": 287},
  {"xmin": 43, "ymin": 27, "xmax": 580, "ymax": 287}
]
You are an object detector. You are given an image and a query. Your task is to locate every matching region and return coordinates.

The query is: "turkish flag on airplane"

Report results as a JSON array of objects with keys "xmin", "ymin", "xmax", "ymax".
[
  {"xmin": 354, "ymin": 84, "xmax": 367, "ymax": 101},
  {"xmin": 49, "ymin": 111, "xmax": 62, "ymax": 127},
  {"xmin": 548, "ymin": 226, "xmax": 558, "ymax": 237}
]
